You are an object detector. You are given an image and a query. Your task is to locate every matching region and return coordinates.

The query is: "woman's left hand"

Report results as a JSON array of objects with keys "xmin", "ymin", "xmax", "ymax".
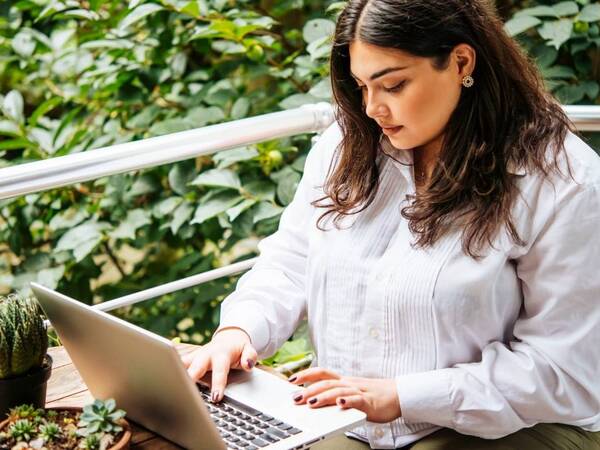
[{"xmin": 288, "ymin": 367, "xmax": 402, "ymax": 423}]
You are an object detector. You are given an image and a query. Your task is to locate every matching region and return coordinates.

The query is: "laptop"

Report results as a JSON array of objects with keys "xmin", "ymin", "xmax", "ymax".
[{"xmin": 31, "ymin": 282, "xmax": 366, "ymax": 450}]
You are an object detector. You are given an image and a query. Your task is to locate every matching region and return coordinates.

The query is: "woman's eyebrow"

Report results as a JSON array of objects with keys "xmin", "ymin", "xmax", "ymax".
[{"xmin": 350, "ymin": 66, "xmax": 409, "ymax": 81}]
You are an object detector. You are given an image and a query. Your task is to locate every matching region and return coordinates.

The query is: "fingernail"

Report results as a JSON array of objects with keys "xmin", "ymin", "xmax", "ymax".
[
  {"xmin": 247, "ymin": 359, "xmax": 255, "ymax": 369},
  {"xmin": 288, "ymin": 376, "xmax": 297, "ymax": 383},
  {"xmin": 293, "ymin": 394, "xmax": 303, "ymax": 402},
  {"xmin": 339, "ymin": 398, "xmax": 346, "ymax": 405},
  {"xmin": 308, "ymin": 398, "xmax": 317, "ymax": 405},
  {"xmin": 211, "ymin": 390, "xmax": 220, "ymax": 403}
]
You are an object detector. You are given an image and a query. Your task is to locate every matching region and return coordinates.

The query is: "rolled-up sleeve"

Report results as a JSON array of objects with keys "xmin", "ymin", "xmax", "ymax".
[
  {"xmin": 216, "ymin": 122, "xmax": 340, "ymax": 359},
  {"xmin": 396, "ymin": 180, "xmax": 600, "ymax": 438}
]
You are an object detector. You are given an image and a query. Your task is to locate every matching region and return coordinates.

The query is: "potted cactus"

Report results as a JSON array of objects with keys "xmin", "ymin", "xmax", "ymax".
[{"xmin": 0, "ymin": 293, "xmax": 51, "ymax": 419}]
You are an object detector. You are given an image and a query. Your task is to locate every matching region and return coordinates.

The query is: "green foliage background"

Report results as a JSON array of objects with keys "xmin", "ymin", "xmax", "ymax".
[{"xmin": 0, "ymin": 1, "xmax": 598, "ymax": 361}]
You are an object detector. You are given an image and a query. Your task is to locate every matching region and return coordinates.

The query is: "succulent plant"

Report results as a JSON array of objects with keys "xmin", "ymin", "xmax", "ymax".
[
  {"xmin": 0, "ymin": 293, "xmax": 48, "ymax": 379},
  {"xmin": 8, "ymin": 419, "xmax": 35, "ymax": 442},
  {"xmin": 77, "ymin": 399, "xmax": 125, "ymax": 436},
  {"xmin": 39, "ymin": 422, "xmax": 61, "ymax": 442}
]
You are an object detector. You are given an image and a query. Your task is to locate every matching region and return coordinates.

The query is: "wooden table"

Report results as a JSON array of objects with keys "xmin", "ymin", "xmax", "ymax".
[{"xmin": 47, "ymin": 344, "xmax": 200, "ymax": 449}]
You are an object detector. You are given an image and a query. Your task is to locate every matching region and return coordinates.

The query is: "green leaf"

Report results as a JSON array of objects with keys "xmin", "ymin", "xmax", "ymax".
[
  {"xmin": 578, "ymin": 4, "xmax": 600, "ymax": 22},
  {"xmin": 186, "ymin": 106, "xmax": 225, "ymax": 127},
  {"xmin": 231, "ymin": 97, "xmax": 250, "ymax": 119},
  {"xmin": 244, "ymin": 180, "xmax": 276, "ymax": 202},
  {"xmin": 213, "ymin": 146, "xmax": 259, "ymax": 169},
  {"xmin": 0, "ymin": 120, "xmax": 20, "ymax": 136},
  {"xmin": 302, "ymin": 19, "xmax": 335, "ymax": 43},
  {"xmin": 538, "ymin": 19, "xmax": 573, "ymax": 49},
  {"xmin": 0, "ymin": 138, "xmax": 30, "ymax": 151},
  {"xmin": 168, "ymin": 162, "xmax": 196, "ymax": 196},
  {"xmin": 55, "ymin": 221, "xmax": 109, "ymax": 262},
  {"xmin": 226, "ymin": 198, "xmax": 257, "ymax": 221},
  {"xmin": 11, "ymin": 30, "xmax": 36, "ymax": 57},
  {"xmin": 110, "ymin": 209, "xmax": 152, "ymax": 240},
  {"xmin": 532, "ymin": 44, "xmax": 558, "ymax": 68},
  {"xmin": 153, "ymin": 197, "xmax": 183, "ymax": 218},
  {"xmin": 191, "ymin": 192, "xmax": 243, "ymax": 225},
  {"xmin": 49, "ymin": 207, "xmax": 89, "ymax": 231},
  {"xmin": 279, "ymin": 93, "xmax": 320, "ymax": 110},
  {"xmin": 542, "ymin": 65, "xmax": 576, "ymax": 79},
  {"xmin": 2, "ymin": 90, "xmax": 24, "ymax": 124},
  {"xmin": 277, "ymin": 171, "xmax": 301, "ymax": 205},
  {"xmin": 252, "ymin": 202, "xmax": 283, "ymax": 223},
  {"xmin": 552, "ymin": 1, "xmax": 579, "ymax": 16},
  {"xmin": 149, "ymin": 118, "xmax": 193, "ymax": 136},
  {"xmin": 504, "ymin": 15, "xmax": 542, "ymax": 36},
  {"xmin": 556, "ymin": 84, "xmax": 586, "ymax": 103},
  {"xmin": 119, "ymin": 3, "xmax": 164, "ymax": 29},
  {"xmin": 170, "ymin": 202, "xmax": 194, "ymax": 234},
  {"xmin": 581, "ymin": 81, "xmax": 600, "ymax": 100},
  {"xmin": 28, "ymin": 97, "xmax": 62, "ymax": 128},
  {"xmin": 191, "ymin": 169, "xmax": 241, "ymax": 190},
  {"xmin": 308, "ymin": 77, "xmax": 332, "ymax": 99},
  {"xmin": 515, "ymin": 6, "xmax": 557, "ymax": 17}
]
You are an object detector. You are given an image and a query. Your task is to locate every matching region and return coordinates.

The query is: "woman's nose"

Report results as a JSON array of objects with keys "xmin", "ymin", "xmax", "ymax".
[{"xmin": 363, "ymin": 90, "xmax": 386, "ymax": 119}]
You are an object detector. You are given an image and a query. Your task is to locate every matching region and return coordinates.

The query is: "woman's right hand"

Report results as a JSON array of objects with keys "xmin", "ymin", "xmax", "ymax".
[{"xmin": 181, "ymin": 327, "xmax": 258, "ymax": 403}]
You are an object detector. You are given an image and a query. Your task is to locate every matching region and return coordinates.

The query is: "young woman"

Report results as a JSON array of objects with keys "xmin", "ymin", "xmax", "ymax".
[{"xmin": 182, "ymin": 0, "xmax": 600, "ymax": 448}]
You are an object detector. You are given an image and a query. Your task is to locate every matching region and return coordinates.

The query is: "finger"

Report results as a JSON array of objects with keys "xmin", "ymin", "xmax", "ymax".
[
  {"xmin": 337, "ymin": 394, "xmax": 367, "ymax": 411},
  {"xmin": 240, "ymin": 343, "xmax": 258, "ymax": 371},
  {"xmin": 187, "ymin": 351, "xmax": 211, "ymax": 382},
  {"xmin": 289, "ymin": 367, "xmax": 341, "ymax": 384},
  {"xmin": 210, "ymin": 355, "xmax": 231, "ymax": 402},
  {"xmin": 181, "ymin": 347, "xmax": 202, "ymax": 368},
  {"xmin": 294, "ymin": 379, "xmax": 348, "ymax": 403},
  {"xmin": 303, "ymin": 387, "xmax": 362, "ymax": 408}
]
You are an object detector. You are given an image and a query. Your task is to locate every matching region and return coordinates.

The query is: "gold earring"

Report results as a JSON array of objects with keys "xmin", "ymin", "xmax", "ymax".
[{"xmin": 462, "ymin": 75, "xmax": 474, "ymax": 88}]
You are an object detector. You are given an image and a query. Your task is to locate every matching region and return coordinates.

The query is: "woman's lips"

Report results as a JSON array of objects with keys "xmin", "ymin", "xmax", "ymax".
[{"xmin": 381, "ymin": 125, "xmax": 403, "ymax": 135}]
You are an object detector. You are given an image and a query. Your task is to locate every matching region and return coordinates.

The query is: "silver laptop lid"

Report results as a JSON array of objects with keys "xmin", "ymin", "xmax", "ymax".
[{"xmin": 31, "ymin": 282, "xmax": 226, "ymax": 450}]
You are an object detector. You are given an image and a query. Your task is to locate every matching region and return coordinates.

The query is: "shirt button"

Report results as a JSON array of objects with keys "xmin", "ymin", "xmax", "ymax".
[
  {"xmin": 374, "ymin": 426, "xmax": 385, "ymax": 439},
  {"xmin": 369, "ymin": 327, "xmax": 380, "ymax": 339}
]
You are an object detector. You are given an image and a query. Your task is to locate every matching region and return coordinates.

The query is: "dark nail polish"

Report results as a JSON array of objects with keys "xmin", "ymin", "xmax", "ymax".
[
  {"xmin": 308, "ymin": 398, "xmax": 317, "ymax": 405},
  {"xmin": 247, "ymin": 359, "xmax": 255, "ymax": 369},
  {"xmin": 339, "ymin": 398, "xmax": 346, "ymax": 405},
  {"xmin": 293, "ymin": 394, "xmax": 303, "ymax": 402},
  {"xmin": 288, "ymin": 376, "xmax": 297, "ymax": 383}
]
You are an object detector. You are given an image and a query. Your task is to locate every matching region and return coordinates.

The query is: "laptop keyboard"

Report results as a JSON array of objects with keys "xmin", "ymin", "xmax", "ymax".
[{"xmin": 198, "ymin": 384, "xmax": 303, "ymax": 449}]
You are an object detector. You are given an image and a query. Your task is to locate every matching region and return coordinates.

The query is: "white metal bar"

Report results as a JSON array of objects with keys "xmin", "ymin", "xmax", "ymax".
[
  {"xmin": 44, "ymin": 257, "xmax": 257, "ymax": 328},
  {"xmin": 563, "ymin": 105, "xmax": 600, "ymax": 131},
  {"xmin": 0, "ymin": 102, "xmax": 334, "ymax": 200}
]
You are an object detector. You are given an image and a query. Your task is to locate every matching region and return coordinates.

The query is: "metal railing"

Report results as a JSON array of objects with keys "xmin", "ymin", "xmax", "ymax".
[{"xmin": 0, "ymin": 103, "xmax": 597, "ymax": 315}]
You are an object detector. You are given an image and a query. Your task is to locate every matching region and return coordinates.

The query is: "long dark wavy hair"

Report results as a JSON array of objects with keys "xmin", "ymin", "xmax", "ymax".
[{"xmin": 314, "ymin": 0, "xmax": 574, "ymax": 258}]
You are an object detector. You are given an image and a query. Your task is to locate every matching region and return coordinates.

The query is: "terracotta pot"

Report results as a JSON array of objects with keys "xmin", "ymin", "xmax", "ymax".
[
  {"xmin": 0, "ymin": 354, "xmax": 53, "ymax": 420},
  {"xmin": 0, "ymin": 406, "xmax": 132, "ymax": 450}
]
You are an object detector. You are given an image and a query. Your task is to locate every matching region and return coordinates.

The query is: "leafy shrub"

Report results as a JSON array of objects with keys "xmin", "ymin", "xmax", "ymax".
[{"xmin": 0, "ymin": 0, "xmax": 597, "ymax": 349}]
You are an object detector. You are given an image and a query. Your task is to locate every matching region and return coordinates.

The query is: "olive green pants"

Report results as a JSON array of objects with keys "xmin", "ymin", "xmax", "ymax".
[{"xmin": 311, "ymin": 423, "xmax": 600, "ymax": 449}]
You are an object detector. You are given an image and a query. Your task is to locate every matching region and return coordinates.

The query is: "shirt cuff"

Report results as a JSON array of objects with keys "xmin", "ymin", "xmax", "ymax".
[
  {"xmin": 215, "ymin": 301, "xmax": 270, "ymax": 356},
  {"xmin": 395, "ymin": 368, "xmax": 455, "ymax": 428}
]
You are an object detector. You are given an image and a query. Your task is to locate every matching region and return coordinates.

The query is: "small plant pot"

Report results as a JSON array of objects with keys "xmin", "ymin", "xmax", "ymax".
[
  {"xmin": 0, "ymin": 406, "xmax": 132, "ymax": 450},
  {"xmin": 0, "ymin": 353, "xmax": 53, "ymax": 420}
]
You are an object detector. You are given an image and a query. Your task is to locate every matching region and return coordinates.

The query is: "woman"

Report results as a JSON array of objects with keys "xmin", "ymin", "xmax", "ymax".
[{"xmin": 182, "ymin": 0, "xmax": 600, "ymax": 448}]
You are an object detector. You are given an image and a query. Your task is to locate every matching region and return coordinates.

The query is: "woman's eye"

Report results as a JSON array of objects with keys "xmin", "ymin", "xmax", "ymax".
[{"xmin": 385, "ymin": 81, "xmax": 406, "ymax": 93}]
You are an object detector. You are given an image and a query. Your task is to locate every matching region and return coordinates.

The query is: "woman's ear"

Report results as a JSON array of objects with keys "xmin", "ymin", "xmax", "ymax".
[{"xmin": 453, "ymin": 43, "xmax": 476, "ymax": 78}]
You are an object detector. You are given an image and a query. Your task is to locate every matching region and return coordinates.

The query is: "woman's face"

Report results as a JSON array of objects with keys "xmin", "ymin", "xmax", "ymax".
[{"xmin": 348, "ymin": 40, "xmax": 474, "ymax": 155}]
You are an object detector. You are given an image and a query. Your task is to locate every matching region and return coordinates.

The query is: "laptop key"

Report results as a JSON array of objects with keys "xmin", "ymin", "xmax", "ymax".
[
  {"xmin": 257, "ymin": 414, "xmax": 273, "ymax": 422},
  {"xmin": 249, "ymin": 438, "xmax": 269, "ymax": 448},
  {"xmin": 266, "ymin": 427, "xmax": 289, "ymax": 439},
  {"xmin": 262, "ymin": 434, "xmax": 280, "ymax": 443},
  {"xmin": 288, "ymin": 427, "xmax": 302, "ymax": 435},
  {"xmin": 278, "ymin": 423, "xmax": 293, "ymax": 431}
]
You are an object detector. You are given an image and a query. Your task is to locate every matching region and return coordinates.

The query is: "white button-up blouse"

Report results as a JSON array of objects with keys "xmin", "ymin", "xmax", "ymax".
[{"xmin": 218, "ymin": 120, "xmax": 600, "ymax": 448}]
